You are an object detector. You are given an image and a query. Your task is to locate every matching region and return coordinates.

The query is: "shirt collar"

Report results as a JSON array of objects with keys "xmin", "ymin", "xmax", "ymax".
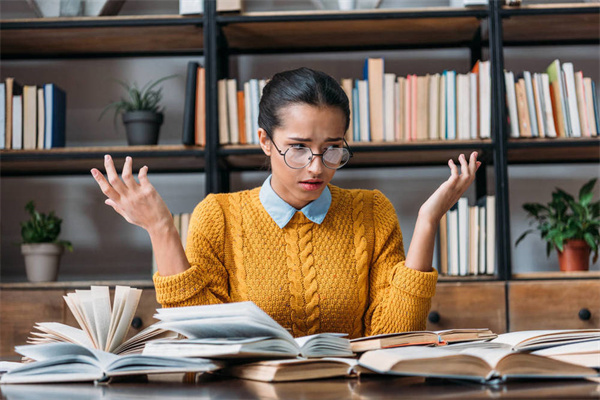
[{"xmin": 259, "ymin": 175, "xmax": 331, "ymax": 229}]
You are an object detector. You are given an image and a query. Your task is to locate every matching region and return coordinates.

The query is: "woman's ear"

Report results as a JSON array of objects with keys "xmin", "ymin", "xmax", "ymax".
[{"xmin": 258, "ymin": 128, "xmax": 271, "ymax": 156}]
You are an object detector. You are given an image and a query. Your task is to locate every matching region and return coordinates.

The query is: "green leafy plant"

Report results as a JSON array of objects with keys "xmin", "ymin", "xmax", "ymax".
[
  {"xmin": 516, "ymin": 178, "xmax": 600, "ymax": 263},
  {"xmin": 21, "ymin": 201, "xmax": 73, "ymax": 251},
  {"xmin": 99, "ymin": 75, "xmax": 177, "ymax": 122}
]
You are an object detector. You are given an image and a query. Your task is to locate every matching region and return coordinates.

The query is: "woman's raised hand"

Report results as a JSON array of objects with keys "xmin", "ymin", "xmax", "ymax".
[
  {"xmin": 419, "ymin": 151, "xmax": 481, "ymax": 224},
  {"xmin": 90, "ymin": 155, "xmax": 173, "ymax": 234}
]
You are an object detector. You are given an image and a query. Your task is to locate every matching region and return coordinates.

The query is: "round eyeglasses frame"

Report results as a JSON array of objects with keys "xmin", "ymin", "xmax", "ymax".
[{"xmin": 266, "ymin": 132, "xmax": 354, "ymax": 170}]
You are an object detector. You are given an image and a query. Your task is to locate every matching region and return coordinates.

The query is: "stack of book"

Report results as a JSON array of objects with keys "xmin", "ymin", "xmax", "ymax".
[
  {"xmin": 439, "ymin": 195, "xmax": 496, "ymax": 277},
  {"xmin": 1, "ymin": 79, "xmax": 66, "ymax": 150},
  {"xmin": 215, "ymin": 58, "xmax": 492, "ymax": 145},
  {"xmin": 505, "ymin": 60, "xmax": 599, "ymax": 139}
]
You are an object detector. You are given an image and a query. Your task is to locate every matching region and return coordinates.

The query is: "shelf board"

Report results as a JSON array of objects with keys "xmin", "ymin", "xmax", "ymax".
[
  {"xmin": 220, "ymin": 140, "xmax": 493, "ymax": 170},
  {"xmin": 0, "ymin": 279, "xmax": 155, "ymax": 290},
  {"xmin": 512, "ymin": 271, "xmax": 600, "ymax": 280},
  {"xmin": 0, "ymin": 15, "xmax": 204, "ymax": 58},
  {"xmin": 0, "ymin": 145, "xmax": 205, "ymax": 176},
  {"xmin": 437, "ymin": 275, "xmax": 498, "ymax": 282},
  {"xmin": 501, "ymin": 4, "xmax": 600, "ymax": 45},
  {"xmin": 219, "ymin": 8, "xmax": 487, "ymax": 53},
  {"xmin": 507, "ymin": 138, "xmax": 600, "ymax": 164}
]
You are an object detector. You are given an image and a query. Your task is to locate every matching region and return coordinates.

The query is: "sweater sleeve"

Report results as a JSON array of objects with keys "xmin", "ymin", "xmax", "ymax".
[
  {"xmin": 153, "ymin": 194, "xmax": 231, "ymax": 308},
  {"xmin": 363, "ymin": 190, "xmax": 438, "ymax": 336}
]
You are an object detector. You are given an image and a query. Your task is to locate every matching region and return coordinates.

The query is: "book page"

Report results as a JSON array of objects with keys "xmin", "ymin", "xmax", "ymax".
[
  {"xmin": 108, "ymin": 288, "xmax": 142, "ymax": 353},
  {"xmin": 74, "ymin": 290, "xmax": 100, "ymax": 349},
  {"xmin": 106, "ymin": 285, "xmax": 128, "ymax": 351},
  {"xmin": 31, "ymin": 322, "xmax": 94, "ymax": 348},
  {"xmin": 90, "ymin": 286, "xmax": 112, "ymax": 352},
  {"xmin": 63, "ymin": 293, "xmax": 96, "ymax": 348},
  {"xmin": 491, "ymin": 330, "xmax": 600, "ymax": 351}
]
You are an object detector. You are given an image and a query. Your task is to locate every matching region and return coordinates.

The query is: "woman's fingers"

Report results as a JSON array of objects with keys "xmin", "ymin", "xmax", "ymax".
[
  {"xmin": 104, "ymin": 154, "xmax": 128, "ymax": 194},
  {"xmin": 121, "ymin": 156, "xmax": 138, "ymax": 189},
  {"xmin": 138, "ymin": 165, "xmax": 151, "ymax": 187},
  {"xmin": 91, "ymin": 168, "xmax": 121, "ymax": 201},
  {"xmin": 468, "ymin": 152, "xmax": 479, "ymax": 176},
  {"xmin": 458, "ymin": 153, "xmax": 470, "ymax": 179}
]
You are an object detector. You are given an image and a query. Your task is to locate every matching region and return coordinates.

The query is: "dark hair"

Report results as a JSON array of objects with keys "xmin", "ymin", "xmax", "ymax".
[{"xmin": 258, "ymin": 67, "xmax": 350, "ymax": 137}]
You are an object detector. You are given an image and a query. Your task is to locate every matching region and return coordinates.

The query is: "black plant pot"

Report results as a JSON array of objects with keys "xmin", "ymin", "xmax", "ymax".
[{"xmin": 122, "ymin": 111, "xmax": 164, "ymax": 146}]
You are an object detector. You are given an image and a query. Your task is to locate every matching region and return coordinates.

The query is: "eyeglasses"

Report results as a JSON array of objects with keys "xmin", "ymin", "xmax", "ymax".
[{"xmin": 267, "ymin": 134, "xmax": 353, "ymax": 170}]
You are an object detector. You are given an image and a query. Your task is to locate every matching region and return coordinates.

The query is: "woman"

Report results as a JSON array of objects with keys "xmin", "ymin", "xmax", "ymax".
[{"xmin": 91, "ymin": 67, "xmax": 480, "ymax": 339}]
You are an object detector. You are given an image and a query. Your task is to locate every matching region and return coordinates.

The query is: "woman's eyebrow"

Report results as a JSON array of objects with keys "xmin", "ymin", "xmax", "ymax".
[{"xmin": 287, "ymin": 136, "xmax": 343, "ymax": 142}]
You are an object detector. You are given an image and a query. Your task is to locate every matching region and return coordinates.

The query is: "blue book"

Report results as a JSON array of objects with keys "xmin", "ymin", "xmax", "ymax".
[
  {"xmin": 352, "ymin": 84, "xmax": 360, "ymax": 142},
  {"xmin": 593, "ymin": 80, "xmax": 599, "ymax": 135},
  {"xmin": 44, "ymin": 84, "xmax": 66, "ymax": 149}
]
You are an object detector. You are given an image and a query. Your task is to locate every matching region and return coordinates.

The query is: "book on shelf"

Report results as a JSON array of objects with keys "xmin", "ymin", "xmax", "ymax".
[
  {"xmin": 145, "ymin": 301, "xmax": 354, "ymax": 359},
  {"xmin": 26, "ymin": 286, "xmax": 173, "ymax": 356},
  {"xmin": 182, "ymin": 61, "xmax": 199, "ymax": 145},
  {"xmin": 575, "ymin": 71, "xmax": 591, "ymax": 138},
  {"xmin": 349, "ymin": 328, "xmax": 497, "ymax": 353},
  {"xmin": 583, "ymin": 77, "xmax": 598, "ymax": 136},
  {"xmin": 0, "ymin": 83, "xmax": 4, "ymax": 149},
  {"xmin": 523, "ymin": 71, "xmax": 539, "ymax": 137},
  {"xmin": 22, "ymin": 85, "xmax": 38, "ymax": 150},
  {"xmin": 43, "ymin": 83, "xmax": 67, "ymax": 149},
  {"xmin": 561, "ymin": 62, "xmax": 582, "ymax": 138},
  {"xmin": 12, "ymin": 95, "xmax": 23, "ymax": 150},
  {"xmin": 37, "ymin": 88, "xmax": 45, "ymax": 149},
  {"xmin": 365, "ymin": 57, "xmax": 384, "ymax": 143},
  {"xmin": 0, "ymin": 342, "xmax": 223, "ymax": 384},
  {"xmin": 357, "ymin": 339, "xmax": 598, "ymax": 384},
  {"xmin": 218, "ymin": 357, "xmax": 359, "ymax": 382},
  {"xmin": 5, "ymin": 77, "xmax": 23, "ymax": 150}
]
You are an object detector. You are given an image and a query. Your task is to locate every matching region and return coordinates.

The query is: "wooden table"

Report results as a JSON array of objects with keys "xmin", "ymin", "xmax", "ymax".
[{"xmin": 1, "ymin": 374, "xmax": 599, "ymax": 399}]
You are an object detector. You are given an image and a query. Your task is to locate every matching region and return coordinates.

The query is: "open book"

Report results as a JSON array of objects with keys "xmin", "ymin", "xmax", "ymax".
[
  {"xmin": 490, "ymin": 330, "xmax": 600, "ymax": 351},
  {"xmin": 0, "ymin": 342, "xmax": 223, "ymax": 384},
  {"xmin": 531, "ymin": 339, "xmax": 600, "ymax": 369},
  {"xmin": 350, "ymin": 328, "xmax": 497, "ymax": 353},
  {"xmin": 218, "ymin": 358, "xmax": 359, "ymax": 382},
  {"xmin": 26, "ymin": 286, "xmax": 174, "ymax": 355},
  {"xmin": 357, "ymin": 342, "xmax": 598, "ymax": 383},
  {"xmin": 147, "ymin": 301, "xmax": 354, "ymax": 359}
]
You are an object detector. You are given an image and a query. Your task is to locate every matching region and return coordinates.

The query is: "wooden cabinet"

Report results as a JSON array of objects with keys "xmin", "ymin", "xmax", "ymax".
[
  {"xmin": 0, "ymin": 284, "xmax": 159, "ymax": 360},
  {"xmin": 427, "ymin": 281, "xmax": 507, "ymax": 334},
  {"xmin": 508, "ymin": 279, "xmax": 600, "ymax": 331}
]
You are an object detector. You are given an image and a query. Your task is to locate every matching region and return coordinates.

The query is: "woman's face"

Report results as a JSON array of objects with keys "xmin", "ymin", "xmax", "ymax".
[{"xmin": 259, "ymin": 103, "xmax": 347, "ymax": 210}]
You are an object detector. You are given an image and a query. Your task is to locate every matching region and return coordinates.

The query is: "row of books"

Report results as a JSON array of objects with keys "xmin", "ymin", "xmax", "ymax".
[
  {"xmin": 151, "ymin": 212, "xmax": 192, "ymax": 275},
  {"xmin": 505, "ymin": 60, "xmax": 599, "ymax": 139},
  {"xmin": 439, "ymin": 195, "xmax": 496, "ymax": 277},
  {"xmin": 214, "ymin": 58, "xmax": 492, "ymax": 145},
  {"xmin": 1, "ymin": 78, "xmax": 67, "ymax": 150},
  {"xmin": 2, "ymin": 288, "xmax": 598, "ymax": 384}
]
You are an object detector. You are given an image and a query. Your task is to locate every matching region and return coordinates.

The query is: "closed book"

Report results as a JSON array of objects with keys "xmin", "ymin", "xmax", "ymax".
[
  {"xmin": 0, "ymin": 83, "xmax": 4, "ymax": 149},
  {"xmin": 457, "ymin": 197, "xmax": 469, "ymax": 276},
  {"xmin": 43, "ymin": 84, "xmax": 66, "ymax": 149},
  {"xmin": 415, "ymin": 75, "xmax": 429, "ymax": 141},
  {"xmin": 365, "ymin": 58, "xmax": 384, "ymax": 142},
  {"xmin": 549, "ymin": 80, "xmax": 566, "ymax": 138},
  {"xmin": 404, "ymin": 75, "xmax": 411, "ymax": 141},
  {"xmin": 523, "ymin": 72, "xmax": 539, "ymax": 137},
  {"xmin": 341, "ymin": 78, "xmax": 354, "ymax": 142},
  {"xmin": 227, "ymin": 79, "xmax": 239, "ymax": 144},
  {"xmin": 5, "ymin": 78, "xmax": 23, "ymax": 149},
  {"xmin": 438, "ymin": 74, "xmax": 446, "ymax": 141},
  {"xmin": 217, "ymin": 79, "xmax": 229, "ymax": 145},
  {"xmin": 477, "ymin": 199, "xmax": 486, "ymax": 275},
  {"xmin": 593, "ymin": 80, "xmax": 600, "ymax": 135},
  {"xmin": 410, "ymin": 74, "xmax": 417, "ymax": 141},
  {"xmin": 478, "ymin": 61, "xmax": 491, "ymax": 139},
  {"xmin": 574, "ymin": 71, "xmax": 590, "ymax": 137},
  {"xmin": 244, "ymin": 81, "xmax": 253, "ymax": 144},
  {"xmin": 504, "ymin": 71, "xmax": 519, "ymax": 138},
  {"xmin": 196, "ymin": 66, "xmax": 206, "ymax": 146},
  {"xmin": 428, "ymin": 73, "xmax": 440, "ymax": 141},
  {"xmin": 237, "ymin": 90, "xmax": 246, "ymax": 144},
  {"xmin": 469, "ymin": 72, "xmax": 478, "ymax": 139},
  {"xmin": 583, "ymin": 77, "xmax": 598, "ymax": 136},
  {"xmin": 445, "ymin": 70, "xmax": 456, "ymax": 140},
  {"xmin": 220, "ymin": 358, "xmax": 358, "ymax": 382},
  {"xmin": 541, "ymin": 73, "xmax": 557, "ymax": 138},
  {"xmin": 182, "ymin": 61, "xmax": 199, "ymax": 145},
  {"xmin": 358, "ymin": 80, "xmax": 370, "ymax": 142},
  {"xmin": 447, "ymin": 205, "xmax": 459, "ymax": 276},
  {"xmin": 469, "ymin": 205, "xmax": 479, "ymax": 275},
  {"xmin": 383, "ymin": 73, "xmax": 396, "ymax": 142},
  {"xmin": 394, "ymin": 81, "xmax": 401, "ymax": 142},
  {"xmin": 352, "ymin": 85, "xmax": 360, "ymax": 142},
  {"xmin": 515, "ymin": 79, "xmax": 531, "ymax": 137},
  {"xmin": 37, "ymin": 88, "xmax": 45, "ymax": 149},
  {"xmin": 397, "ymin": 77, "xmax": 406, "ymax": 142},
  {"xmin": 532, "ymin": 73, "xmax": 546, "ymax": 138},
  {"xmin": 456, "ymin": 73, "xmax": 470, "ymax": 140},
  {"xmin": 12, "ymin": 95, "xmax": 23, "ymax": 150},
  {"xmin": 561, "ymin": 62, "xmax": 581, "ymax": 137},
  {"xmin": 23, "ymin": 85, "xmax": 38, "ymax": 150},
  {"xmin": 249, "ymin": 79, "xmax": 260, "ymax": 144},
  {"xmin": 546, "ymin": 59, "xmax": 569, "ymax": 137},
  {"xmin": 485, "ymin": 195, "xmax": 495, "ymax": 275}
]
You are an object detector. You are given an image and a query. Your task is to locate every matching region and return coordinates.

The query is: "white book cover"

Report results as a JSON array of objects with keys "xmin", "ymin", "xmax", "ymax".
[
  {"xmin": 504, "ymin": 71, "xmax": 519, "ymax": 138},
  {"xmin": 44, "ymin": 83, "xmax": 53, "ymax": 149},
  {"xmin": 523, "ymin": 71, "xmax": 539, "ymax": 137},
  {"xmin": 0, "ymin": 83, "xmax": 5, "ymax": 149},
  {"xmin": 541, "ymin": 73, "xmax": 557, "ymax": 138},
  {"xmin": 243, "ymin": 81, "xmax": 252, "ymax": 144},
  {"xmin": 561, "ymin": 63, "xmax": 581, "ymax": 137},
  {"xmin": 457, "ymin": 198, "xmax": 469, "ymax": 276},
  {"xmin": 445, "ymin": 71, "xmax": 456, "ymax": 140},
  {"xmin": 438, "ymin": 74, "xmax": 446, "ymax": 141},
  {"xmin": 37, "ymin": 88, "xmax": 45, "ymax": 149},
  {"xmin": 448, "ymin": 208, "xmax": 459, "ymax": 276},
  {"xmin": 428, "ymin": 74, "xmax": 440, "ymax": 141},
  {"xmin": 217, "ymin": 79, "xmax": 230, "ymax": 145},
  {"xmin": 383, "ymin": 73, "xmax": 396, "ymax": 142},
  {"xmin": 179, "ymin": 0, "xmax": 202, "ymax": 15},
  {"xmin": 469, "ymin": 72, "xmax": 478, "ymax": 139},
  {"xmin": 469, "ymin": 205, "xmax": 479, "ymax": 275},
  {"xmin": 227, "ymin": 79, "xmax": 239, "ymax": 144},
  {"xmin": 478, "ymin": 203, "xmax": 486, "ymax": 275},
  {"xmin": 486, "ymin": 195, "xmax": 496, "ymax": 276},
  {"xmin": 574, "ymin": 72, "xmax": 590, "ymax": 137},
  {"xmin": 478, "ymin": 61, "xmax": 491, "ymax": 139},
  {"xmin": 358, "ymin": 80, "xmax": 369, "ymax": 142},
  {"xmin": 456, "ymin": 74, "xmax": 470, "ymax": 140},
  {"xmin": 394, "ymin": 81, "xmax": 401, "ymax": 142},
  {"xmin": 250, "ymin": 79, "xmax": 260, "ymax": 144},
  {"xmin": 12, "ymin": 95, "xmax": 22, "ymax": 150}
]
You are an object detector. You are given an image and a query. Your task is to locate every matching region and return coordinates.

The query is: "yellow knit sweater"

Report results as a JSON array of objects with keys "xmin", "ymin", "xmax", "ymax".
[{"xmin": 153, "ymin": 185, "xmax": 438, "ymax": 339}]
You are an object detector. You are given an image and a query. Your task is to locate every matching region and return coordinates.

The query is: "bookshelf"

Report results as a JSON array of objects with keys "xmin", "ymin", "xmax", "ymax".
[{"xmin": 0, "ymin": 1, "xmax": 598, "ymax": 337}]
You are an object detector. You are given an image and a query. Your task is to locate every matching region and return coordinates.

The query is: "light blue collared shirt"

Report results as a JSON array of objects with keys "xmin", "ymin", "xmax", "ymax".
[{"xmin": 259, "ymin": 175, "xmax": 332, "ymax": 229}]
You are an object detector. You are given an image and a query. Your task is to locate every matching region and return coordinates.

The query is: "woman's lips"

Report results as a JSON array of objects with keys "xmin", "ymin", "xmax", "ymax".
[{"xmin": 299, "ymin": 181, "xmax": 324, "ymax": 191}]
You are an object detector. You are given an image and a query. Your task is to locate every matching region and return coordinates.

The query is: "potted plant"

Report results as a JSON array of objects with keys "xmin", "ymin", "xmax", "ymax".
[
  {"xmin": 516, "ymin": 178, "xmax": 600, "ymax": 272},
  {"xmin": 100, "ymin": 75, "xmax": 176, "ymax": 145},
  {"xmin": 21, "ymin": 201, "xmax": 73, "ymax": 282}
]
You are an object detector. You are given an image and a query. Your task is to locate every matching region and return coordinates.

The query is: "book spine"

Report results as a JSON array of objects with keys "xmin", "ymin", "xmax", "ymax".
[{"xmin": 182, "ymin": 61, "xmax": 199, "ymax": 145}]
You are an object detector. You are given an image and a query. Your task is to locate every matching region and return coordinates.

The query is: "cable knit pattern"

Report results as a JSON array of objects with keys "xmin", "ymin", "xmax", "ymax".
[
  {"xmin": 153, "ymin": 185, "xmax": 438, "ymax": 338},
  {"xmin": 350, "ymin": 191, "xmax": 369, "ymax": 338},
  {"xmin": 228, "ymin": 192, "xmax": 248, "ymax": 301}
]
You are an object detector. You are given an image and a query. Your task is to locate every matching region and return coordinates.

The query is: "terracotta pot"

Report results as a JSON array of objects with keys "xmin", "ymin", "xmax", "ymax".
[
  {"xmin": 557, "ymin": 239, "xmax": 591, "ymax": 272},
  {"xmin": 21, "ymin": 243, "xmax": 64, "ymax": 282}
]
